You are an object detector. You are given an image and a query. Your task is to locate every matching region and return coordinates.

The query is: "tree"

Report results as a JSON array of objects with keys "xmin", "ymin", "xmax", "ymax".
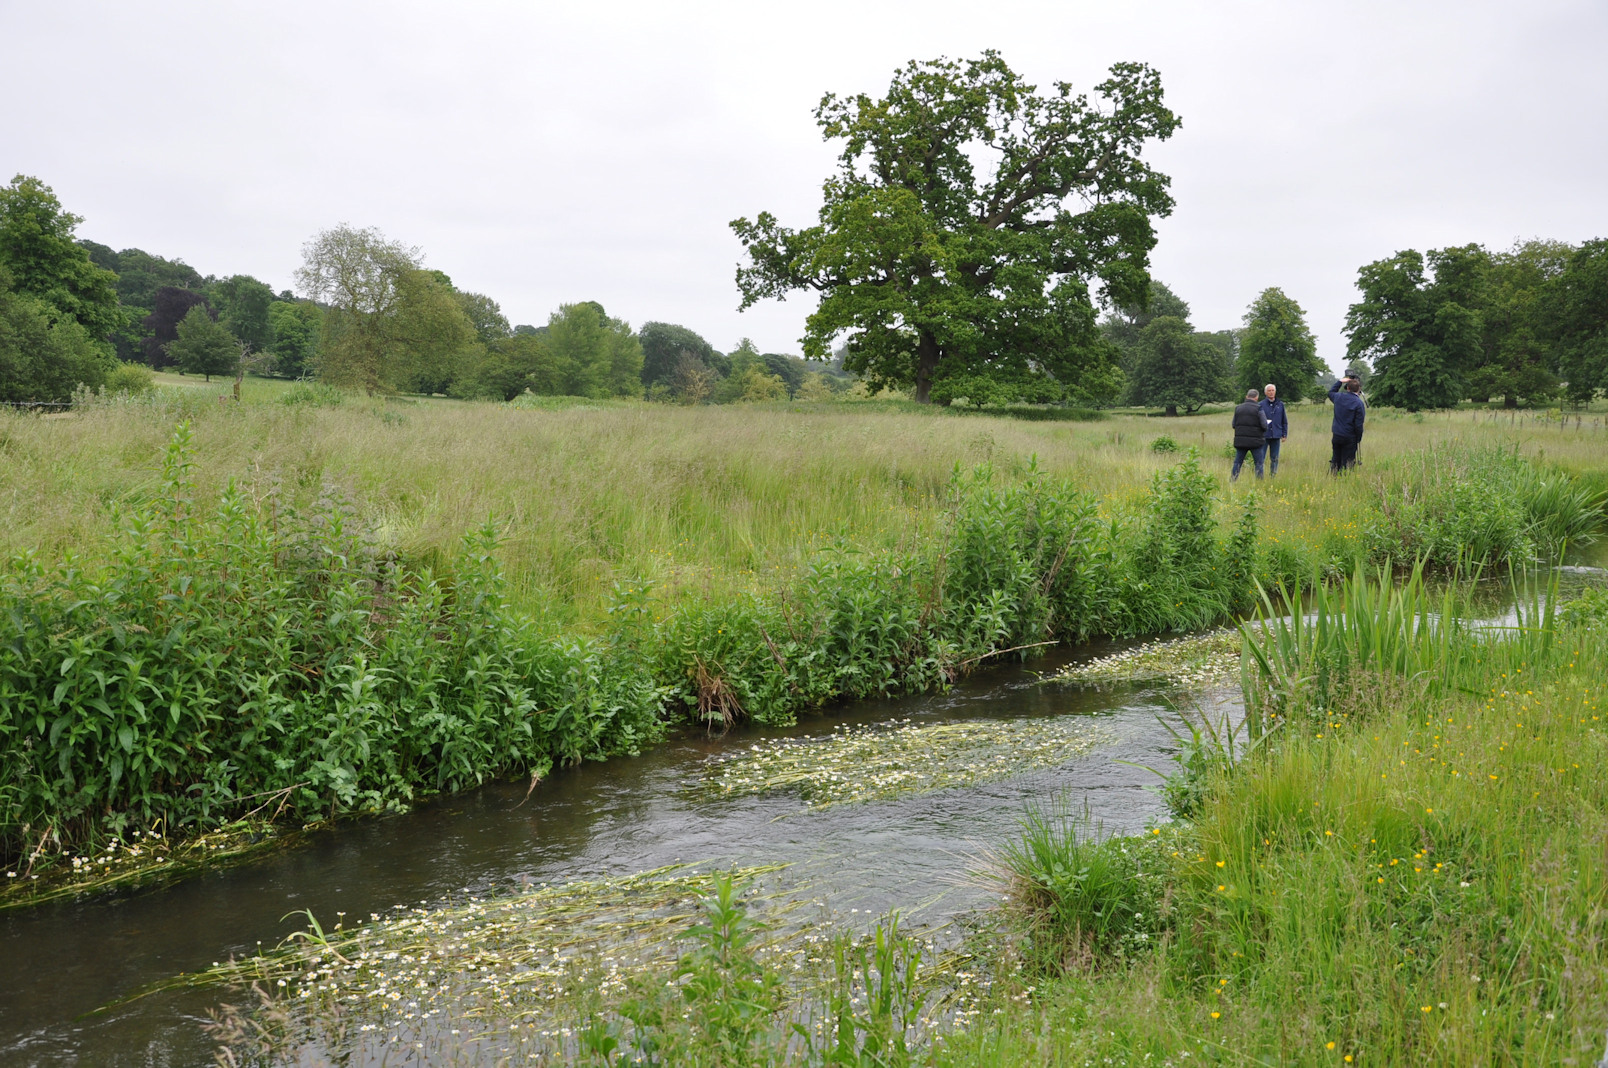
[
  {"xmin": 538, "ymin": 303, "xmax": 643, "ymax": 398},
  {"xmin": 1540, "ymin": 239, "xmax": 1608, "ymax": 405},
  {"xmin": 81, "ymin": 245, "xmax": 204, "ymax": 362},
  {"xmin": 1101, "ymin": 279, "xmax": 1191, "ymax": 356},
  {"xmin": 0, "ymin": 175, "xmax": 123, "ymax": 348},
  {"xmin": 0, "ymin": 271, "xmax": 113, "ymax": 402},
  {"xmin": 167, "ymin": 305, "xmax": 239, "ymax": 381},
  {"xmin": 730, "ymin": 53, "xmax": 1179, "ymax": 403},
  {"xmin": 1466, "ymin": 240, "xmax": 1570, "ymax": 407},
  {"xmin": 640, "ymin": 322, "xmax": 717, "ymax": 388},
  {"xmin": 295, "ymin": 225, "xmax": 478, "ymax": 394},
  {"xmin": 454, "ymin": 290, "xmax": 511, "ymax": 344},
  {"xmin": 389, "ymin": 268, "xmax": 478, "ymax": 394},
  {"xmin": 1127, "ymin": 316, "xmax": 1224, "ymax": 416},
  {"xmin": 295, "ymin": 224, "xmax": 420, "ymax": 392},
  {"xmin": 266, "ymin": 299, "xmax": 321, "ymax": 378},
  {"xmin": 142, "ymin": 287, "xmax": 211, "ymax": 368},
  {"xmin": 1236, "ymin": 287, "xmax": 1324, "ymax": 402},
  {"xmin": 208, "ymin": 274, "xmax": 276, "ymax": 352},
  {"xmin": 1344, "ymin": 247, "xmax": 1485, "ymax": 410},
  {"xmin": 668, "ymin": 352, "xmax": 717, "ymax": 404}
]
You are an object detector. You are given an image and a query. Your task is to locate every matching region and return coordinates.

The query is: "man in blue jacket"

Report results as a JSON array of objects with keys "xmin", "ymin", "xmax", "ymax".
[
  {"xmin": 1258, "ymin": 383, "xmax": 1288, "ymax": 475},
  {"xmin": 1326, "ymin": 376, "xmax": 1366, "ymax": 473}
]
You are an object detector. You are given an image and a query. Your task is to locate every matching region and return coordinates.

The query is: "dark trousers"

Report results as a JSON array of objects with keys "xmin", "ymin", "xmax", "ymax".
[
  {"xmin": 1266, "ymin": 437, "xmax": 1282, "ymax": 474},
  {"xmin": 1231, "ymin": 444, "xmax": 1266, "ymax": 481},
  {"xmin": 1330, "ymin": 435, "xmax": 1359, "ymax": 473}
]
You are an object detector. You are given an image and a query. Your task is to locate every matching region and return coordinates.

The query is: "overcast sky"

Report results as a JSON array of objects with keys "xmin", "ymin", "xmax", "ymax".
[{"xmin": 4, "ymin": 0, "xmax": 1605, "ymax": 373}]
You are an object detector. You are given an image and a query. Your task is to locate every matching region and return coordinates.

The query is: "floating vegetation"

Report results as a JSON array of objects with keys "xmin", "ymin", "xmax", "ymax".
[
  {"xmin": 1045, "ymin": 629, "xmax": 1243, "ymax": 690},
  {"xmin": 0, "ymin": 818, "xmax": 293, "ymax": 912},
  {"xmin": 702, "ymin": 717, "xmax": 1117, "ymax": 809},
  {"xmin": 154, "ymin": 865, "xmax": 999, "ymax": 1065}
]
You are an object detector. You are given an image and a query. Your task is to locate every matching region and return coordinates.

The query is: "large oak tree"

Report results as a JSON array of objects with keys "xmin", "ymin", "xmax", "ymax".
[{"xmin": 730, "ymin": 53, "xmax": 1179, "ymax": 403}]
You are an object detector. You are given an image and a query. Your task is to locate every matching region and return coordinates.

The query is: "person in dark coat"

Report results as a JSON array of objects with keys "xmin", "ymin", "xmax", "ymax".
[
  {"xmin": 1230, "ymin": 388, "xmax": 1269, "ymax": 481},
  {"xmin": 1326, "ymin": 376, "xmax": 1366, "ymax": 473},
  {"xmin": 1258, "ymin": 383, "xmax": 1288, "ymax": 475}
]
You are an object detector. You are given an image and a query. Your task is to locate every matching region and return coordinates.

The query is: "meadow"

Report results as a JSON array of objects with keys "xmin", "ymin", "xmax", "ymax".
[{"xmin": 1, "ymin": 384, "xmax": 1605, "ymax": 886}]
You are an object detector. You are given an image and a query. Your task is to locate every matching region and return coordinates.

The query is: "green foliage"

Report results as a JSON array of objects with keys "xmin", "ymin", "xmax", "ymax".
[
  {"xmin": 1541, "ymin": 238, "xmax": 1608, "ymax": 405},
  {"xmin": 277, "ymin": 381, "xmax": 346, "ymax": 408},
  {"xmin": 0, "ymin": 276, "xmax": 113, "ymax": 402},
  {"xmin": 167, "ymin": 305, "xmax": 239, "ymax": 381},
  {"xmin": 295, "ymin": 224, "xmax": 480, "ymax": 394},
  {"xmin": 640, "ymin": 321, "xmax": 718, "ymax": 389},
  {"xmin": 0, "ymin": 175, "xmax": 124, "ymax": 348},
  {"xmin": 1236, "ymin": 287, "xmax": 1323, "ymax": 402},
  {"xmin": 1148, "ymin": 435, "xmax": 1178, "ymax": 453},
  {"xmin": 102, "ymin": 361, "xmax": 155, "ymax": 396},
  {"xmin": 207, "ymin": 274, "xmax": 276, "ymax": 352},
  {"xmin": 1345, "ymin": 246, "xmax": 1487, "ymax": 410},
  {"xmin": 0, "ymin": 423, "xmax": 664, "ymax": 869},
  {"xmin": 1126, "ymin": 316, "xmax": 1227, "ymax": 415},
  {"xmin": 732, "ymin": 52, "xmax": 1179, "ymax": 403},
  {"xmin": 999, "ymin": 809, "xmax": 1167, "ymax": 972},
  {"xmin": 265, "ymin": 299, "xmax": 320, "ymax": 378},
  {"xmin": 538, "ymin": 302, "xmax": 644, "ymax": 398},
  {"xmin": 1362, "ymin": 446, "xmax": 1602, "ymax": 566}
]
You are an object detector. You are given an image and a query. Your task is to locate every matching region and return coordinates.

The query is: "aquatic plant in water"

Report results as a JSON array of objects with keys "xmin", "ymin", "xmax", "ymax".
[
  {"xmin": 1045, "ymin": 629, "xmax": 1242, "ymax": 690},
  {"xmin": 701, "ymin": 717, "xmax": 1116, "ymax": 809}
]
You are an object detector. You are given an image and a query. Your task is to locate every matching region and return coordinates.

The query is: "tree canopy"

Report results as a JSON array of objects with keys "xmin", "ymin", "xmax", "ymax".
[
  {"xmin": 0, "ymin": 175, "xmax": 123, "ymax": 349},
  {"xmin": 1126, "ymin": 316, "xmax": 1224, "ymax": 416},
  {"xmin": 731, "ymin": 52, "xmax": 1179, "ymax": 402},
  {"xmin": 167, "ymin": 304, "xmax": 239, "ymax": 381},
  {"xmin": 1236, "ymin": 287, "xmax": 1323, "ymax": 402},
  {"xmin": 295, "ymin": 225, "xmax": 478, "ymax": 393},
  {"xmin": 1541, "ymin": 239, "xmax": 1608, "ymax": 405},
  {"xmin": 0, "ymin": 271, "xmax": 112, "ymax": 403},
  {"xmin": 640, "ymin": 322, "xmax": 717, "ymax": 387}
]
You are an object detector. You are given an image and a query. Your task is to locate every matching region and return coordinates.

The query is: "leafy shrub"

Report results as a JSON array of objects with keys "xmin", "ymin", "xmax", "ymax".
[
  {"xmin": 278, "ymin": 381, "xmax": 346, "ymax": 408},
  {"xmin": 1365, "ymin": 447, "xmax": 1534, "ymax": 568},
  {"xmin": 0, "ymin": 423, "xmax": 662, "ymax": 869},
  {"xmin": 102, "ymin": 362, "xmax": 156, "ymax": 396},
  {"xmin": 1149, "ymin": 435, "xmax": 1179, "ymax": 453},
  {"xmin": 1561, "ymin": 587, "xmax": 1608, "ymax": 631}
]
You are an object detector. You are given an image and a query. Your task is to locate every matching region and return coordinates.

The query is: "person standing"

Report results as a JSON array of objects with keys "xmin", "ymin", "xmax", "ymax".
[
  {"xmin": 1258, "ymin": 383, "xmax": 1288, "ymax": 475},
  {"xmin": 1230, "ymin": 388, "xmax": 1269, "ymax": 481},
  {"xmin": 1326, "ymin": 375, "xmax": 1366, "ymax": 473}
]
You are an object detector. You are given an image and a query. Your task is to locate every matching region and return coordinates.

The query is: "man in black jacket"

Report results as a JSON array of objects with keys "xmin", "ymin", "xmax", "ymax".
[
  {"xmin": 1230, "ymin": 388, "xmax": 1269, "ymax": 481},
  {"xmin": 1326, "ymin": 376, "xmax": 1366, "ymax": 473}
]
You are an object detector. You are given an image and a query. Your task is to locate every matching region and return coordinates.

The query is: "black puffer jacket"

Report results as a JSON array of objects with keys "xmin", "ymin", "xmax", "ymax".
[{"xmin": 1231, "ymin": 401, "xmax": 1268, "ymax": 449}]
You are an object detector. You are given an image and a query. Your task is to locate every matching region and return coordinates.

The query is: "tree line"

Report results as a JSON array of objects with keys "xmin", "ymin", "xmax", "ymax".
[{"xmin": 0, "ymin": 177, "xmax": 853, "ymax": 405}]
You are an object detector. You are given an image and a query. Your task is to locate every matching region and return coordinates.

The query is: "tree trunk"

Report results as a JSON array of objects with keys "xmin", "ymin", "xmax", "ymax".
[
  {"xmin": 913, "ymin": 332, "xmax": 941, "ymax": 404},
  {"xmin": 1164, "ymin": 404, "xmax": 1178, "ymax": 417},
  {"xmin": 1504, "ymin": 394, "xmax": 1518, "ymax": 409}
]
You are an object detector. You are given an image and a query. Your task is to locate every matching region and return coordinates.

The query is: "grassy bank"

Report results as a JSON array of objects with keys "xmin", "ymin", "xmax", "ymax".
[
  {"xmin": 1, "ymin": 392, "xmax": 1604, "ymax": 887},
  {"xmin": 933, "ymin": 571, "xmax": 1608, "ymax": 1066}
]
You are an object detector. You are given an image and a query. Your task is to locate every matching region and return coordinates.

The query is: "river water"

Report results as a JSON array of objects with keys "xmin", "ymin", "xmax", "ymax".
[{"xmin": 0, "ymin": 641, "xmax": 1218, "ymax": 1067}]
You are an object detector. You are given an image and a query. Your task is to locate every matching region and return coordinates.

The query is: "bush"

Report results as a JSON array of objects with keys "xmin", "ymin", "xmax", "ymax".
[
  {"xmin": 0, "ymin": 423, "xmax": 662, "ymax": 869},
  {"xmin": 102, "ymin": 362, "xmax": 155, "ymax": 396},
  {"xmin": 1149, "ymin": 435, "xmax": 1178, "ymax": 452},
  {"xmin": 278, "ymin": 381, "xmax": 346, "ymax": 408}
]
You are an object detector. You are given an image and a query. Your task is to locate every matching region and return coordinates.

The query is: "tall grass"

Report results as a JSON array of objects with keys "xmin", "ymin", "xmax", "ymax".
[{"xmin": 966, "ymin": 566, "xmax": 1608, "ymax": 1065}]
